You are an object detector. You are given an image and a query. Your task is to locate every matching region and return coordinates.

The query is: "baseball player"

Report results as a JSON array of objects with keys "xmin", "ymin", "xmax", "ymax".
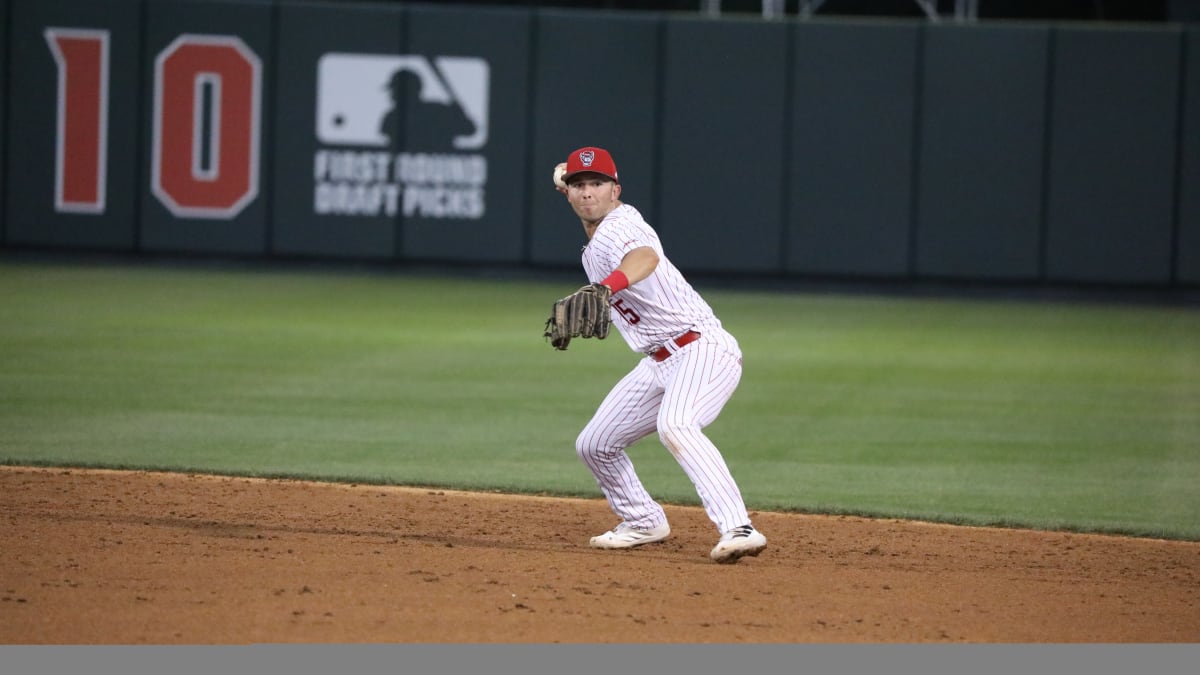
[{"xmin": 554, "ymin": 146, "xmax": 767, "ymax": 564}]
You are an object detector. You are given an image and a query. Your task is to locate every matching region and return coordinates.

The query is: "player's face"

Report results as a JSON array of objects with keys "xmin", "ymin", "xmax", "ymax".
[{"xmin": 566, "ymin": 174, "xmax": 621, "ymax": 224}]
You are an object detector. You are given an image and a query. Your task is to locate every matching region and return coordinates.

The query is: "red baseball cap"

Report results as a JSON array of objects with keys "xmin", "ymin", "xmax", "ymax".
[{"xmin": 561, "ymin": 147, "xmax": 619, "ymax": 184}]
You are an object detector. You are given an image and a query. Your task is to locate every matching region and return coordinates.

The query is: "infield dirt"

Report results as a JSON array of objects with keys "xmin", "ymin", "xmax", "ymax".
[{"xmin": 2, "ymin": 466, "xmax": 1198, "ymax": 643}]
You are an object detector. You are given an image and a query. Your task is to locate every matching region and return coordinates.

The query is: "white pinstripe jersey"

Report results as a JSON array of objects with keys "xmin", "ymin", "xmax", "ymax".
[{"xmin": 581, "ymin": 204, "xmax": 724, "ymax": 355}]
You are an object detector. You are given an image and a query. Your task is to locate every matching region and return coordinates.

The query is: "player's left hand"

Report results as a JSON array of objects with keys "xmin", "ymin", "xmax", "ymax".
[{"xmin": 543, "ymin": 283, "xmax": 612, "ymax": 350}]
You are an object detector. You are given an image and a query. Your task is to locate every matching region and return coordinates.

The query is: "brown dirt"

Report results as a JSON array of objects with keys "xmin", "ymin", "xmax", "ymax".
[{"xmin": 2, "ymin": 465, "xmax": 1198, "ymax": 644}]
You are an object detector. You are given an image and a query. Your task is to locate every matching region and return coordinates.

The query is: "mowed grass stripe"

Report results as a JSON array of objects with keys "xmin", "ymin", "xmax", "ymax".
[{"xmin": 2, "ymin": 261, "xmax": 1197, "ymax": 540}]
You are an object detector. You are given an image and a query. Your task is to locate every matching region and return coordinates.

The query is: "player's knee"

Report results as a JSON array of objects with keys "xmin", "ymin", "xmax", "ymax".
[
  {"xmin": 575, "ymin": 430, "xmax": 600, "ymax": 462},
  {"xmin": 657, "ymin": 422, "xmax": 697, "ymax": 456}
]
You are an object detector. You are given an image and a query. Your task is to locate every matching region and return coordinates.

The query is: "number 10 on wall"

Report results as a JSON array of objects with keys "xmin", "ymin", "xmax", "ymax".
[{"xmin": 44, "ymin": 28, "xmax": 262, "ymax": 220}]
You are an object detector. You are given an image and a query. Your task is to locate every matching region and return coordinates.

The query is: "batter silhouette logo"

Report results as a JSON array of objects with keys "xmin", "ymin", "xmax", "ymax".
[{"xmin": 312, "ymin": 53, "xmax": 490, "ymax": 219}]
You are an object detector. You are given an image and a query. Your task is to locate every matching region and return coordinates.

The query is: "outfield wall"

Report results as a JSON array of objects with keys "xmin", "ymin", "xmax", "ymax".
[{"xmin": 2, "ymin": 0, "xmax": 1198, "ymax": 286}]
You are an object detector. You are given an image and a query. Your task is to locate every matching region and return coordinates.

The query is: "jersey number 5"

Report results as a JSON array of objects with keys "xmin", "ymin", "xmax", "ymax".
[{"xmin": 612, "ymin": 298, "xmax": 641, "ymax": 325}]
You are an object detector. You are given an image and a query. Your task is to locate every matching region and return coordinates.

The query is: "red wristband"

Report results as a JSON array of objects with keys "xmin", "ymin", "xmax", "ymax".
[{"xmin": 600, "ymin": 270, "xmax": 630, "ymax": 293}]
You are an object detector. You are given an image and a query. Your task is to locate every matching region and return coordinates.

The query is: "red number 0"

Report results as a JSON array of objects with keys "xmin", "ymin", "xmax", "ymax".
[
  {"xmin": 152, "ymin": 35, "xmax": 262, "ymax": 218},
  {"xmin": 613, "ymin": 298, "xmax": 641, "ymax": 324}
]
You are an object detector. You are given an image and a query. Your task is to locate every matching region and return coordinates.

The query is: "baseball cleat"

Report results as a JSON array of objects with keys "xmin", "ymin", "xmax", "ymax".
[
  {"xmin": 710, "ymin": 525, "xmax": 767, "ymax": 564},
  {"xmin": 589, "ymin": 522, "xmax": 671, "ymax": 549}
]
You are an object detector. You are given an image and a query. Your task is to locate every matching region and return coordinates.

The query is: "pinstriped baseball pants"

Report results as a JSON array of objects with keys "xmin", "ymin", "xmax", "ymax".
[{"xmin": 575, "ymin": 331, "xmax": 751, "ymax": 534}]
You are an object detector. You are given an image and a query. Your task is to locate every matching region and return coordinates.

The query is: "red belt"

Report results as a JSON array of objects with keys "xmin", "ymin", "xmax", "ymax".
[{"xmin": 652, "ymin": 331, "xmax": 701, "ymax": 362}]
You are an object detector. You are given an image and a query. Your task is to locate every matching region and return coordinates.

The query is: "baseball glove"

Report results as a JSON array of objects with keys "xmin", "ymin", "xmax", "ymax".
[{"xmin": 543, "ymin": 283, "xmax": 613, "ymax": 350}]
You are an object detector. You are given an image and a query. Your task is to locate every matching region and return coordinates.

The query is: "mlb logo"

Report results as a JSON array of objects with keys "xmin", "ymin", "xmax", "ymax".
[{"xmin": 315, "ymin": 53, "xmax": 489, "ymax": 150}]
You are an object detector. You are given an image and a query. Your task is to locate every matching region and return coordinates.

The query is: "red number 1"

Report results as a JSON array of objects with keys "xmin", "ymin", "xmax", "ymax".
[{"xmin": 45, "ymin": 28, "xmax": 109, "ymax": 214}]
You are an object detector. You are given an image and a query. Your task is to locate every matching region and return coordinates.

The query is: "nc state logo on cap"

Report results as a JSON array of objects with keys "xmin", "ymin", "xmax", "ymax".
[{"xmin": 562, "ymin": 146, "xmax": 619, "ymax": 183}]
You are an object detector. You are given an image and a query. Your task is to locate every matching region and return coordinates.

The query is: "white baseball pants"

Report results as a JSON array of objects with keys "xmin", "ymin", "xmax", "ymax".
[{"xmin": 576, "ymin": 330, "xmax": 751, "ymax": 534}]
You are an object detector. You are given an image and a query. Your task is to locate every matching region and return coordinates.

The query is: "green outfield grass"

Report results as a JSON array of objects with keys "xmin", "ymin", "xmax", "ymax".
[{"xmin": 2, "ymin": 259, "xmax": 1197, "ymax": 540}]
